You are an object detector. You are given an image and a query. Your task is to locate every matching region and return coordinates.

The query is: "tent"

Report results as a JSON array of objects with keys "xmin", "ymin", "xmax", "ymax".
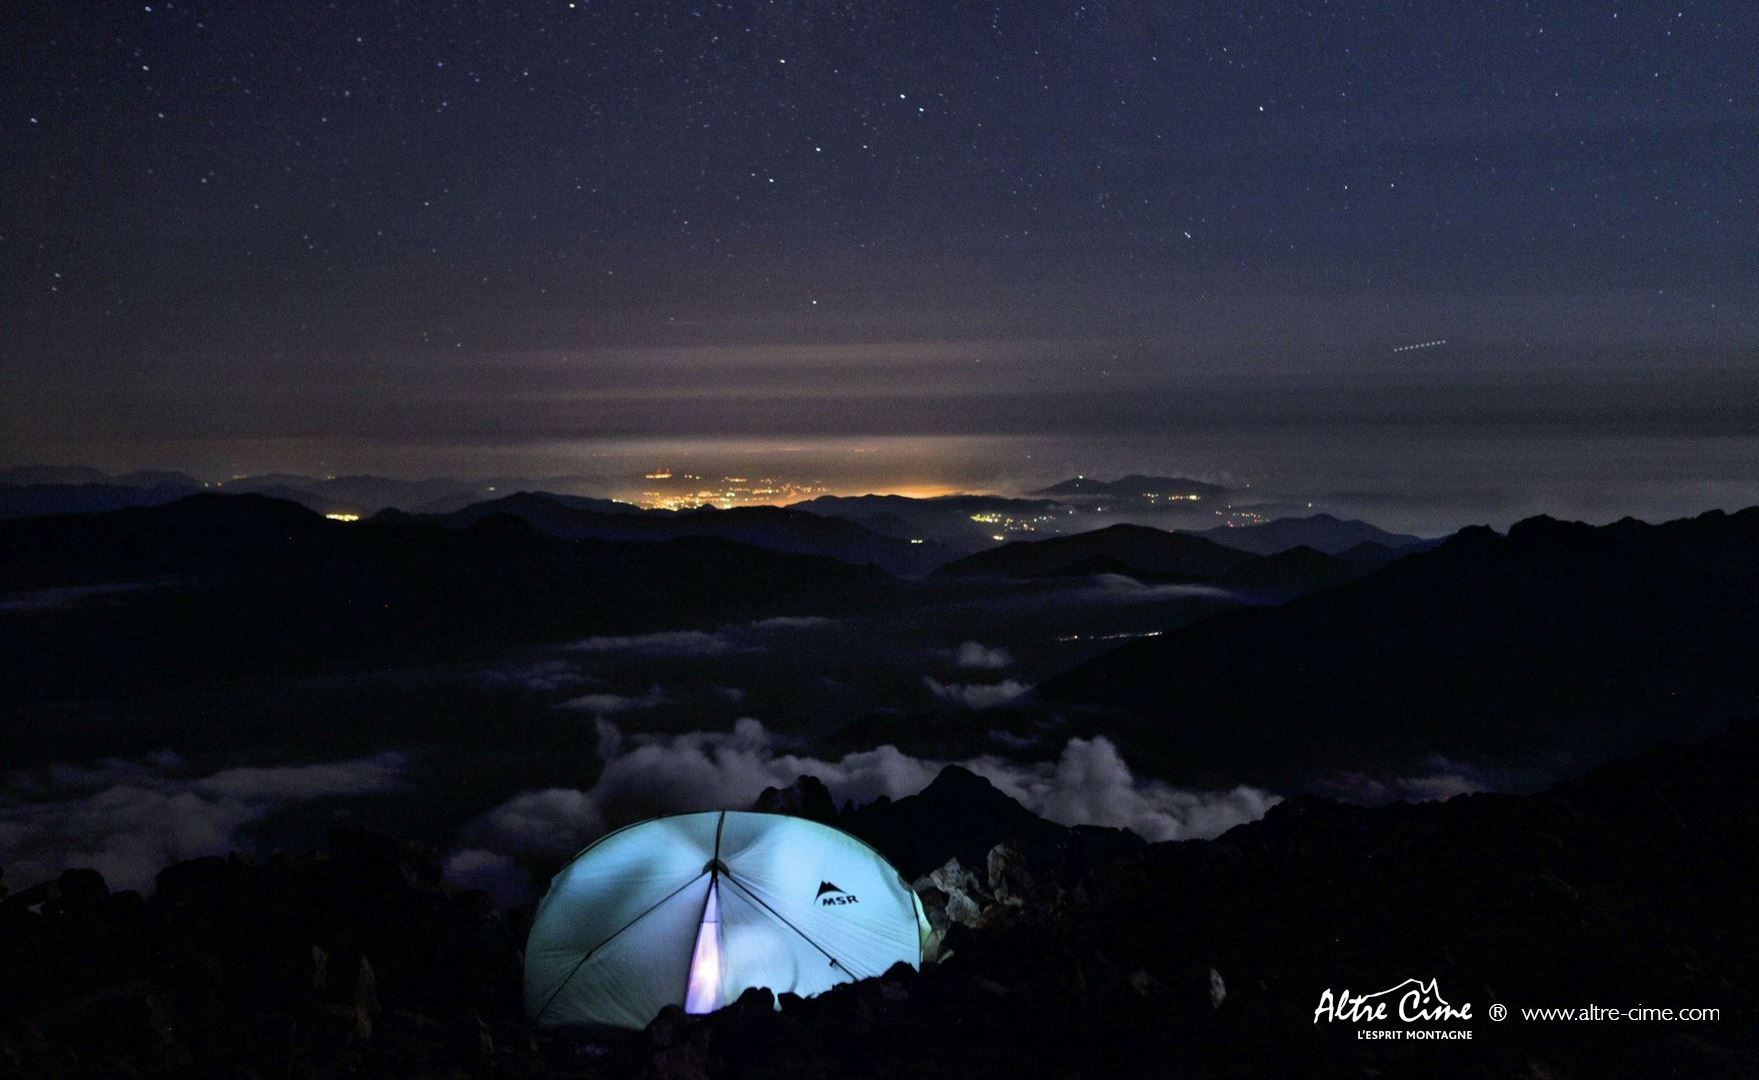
[{"xmin": 525, "ymin": 810, "xmax": 931, "ymax": 1029}]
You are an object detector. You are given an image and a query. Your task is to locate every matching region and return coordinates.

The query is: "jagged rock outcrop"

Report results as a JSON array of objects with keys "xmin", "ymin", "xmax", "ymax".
[
  {"xmin": 750, "ymin": 774, "xmax": 838, "ymax": 823},
  {"xmin": 0, "ymin": 827, "xmax": 528, "ymax": 1077}
]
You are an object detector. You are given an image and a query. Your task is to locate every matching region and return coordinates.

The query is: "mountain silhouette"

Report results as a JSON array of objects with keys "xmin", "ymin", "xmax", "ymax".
[
  {"xmin": 794, "ymin": 493, "xmax": 1070, "ymax": 552},
  {"xmin": 1031, "ymin": 474, "xmax": 1230, "ymax": 500},
  {"xmin": 1179, "ymin": 513, "xmax": 1424, "ymax": 556},
  {"xmin": 1039, "ymin": 508, "xmax": 1759, "ymax": 787},
  {"xmin": 932, "ymin": 523, "xmax": 1256, "ymax": 581},
  {"xmin": 0, "ymin": 494, "xmax": 895, "ymax": 702},
  {"xmin": 439, "ymin": 492, "xmax": 950, "ymax": 576}
]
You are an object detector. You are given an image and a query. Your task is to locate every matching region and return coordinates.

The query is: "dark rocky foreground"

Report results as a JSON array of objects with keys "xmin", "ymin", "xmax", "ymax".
[{"xmin": 4, "ymin": 722, "xmax": 1755, "ymax": 1078}]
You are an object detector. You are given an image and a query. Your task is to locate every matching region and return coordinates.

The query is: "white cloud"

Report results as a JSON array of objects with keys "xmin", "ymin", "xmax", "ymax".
[
  {"xmin": 444, "ymin": 848, "xmax": 535, "ymax": 909},
  {"xmin": 0, "ymin": 582, "xmax": 164, "ymax": 612},
  {"xmin": 561, "ymin": 616, "xmax": 835, "ymax": 660},
  {"xmin": 954, "ymin": 641, "xmax": 1014, "ymax": 669},
  {"xmin": 459, "ymin": 788, "xmax": 604, "ymax": 862},
  {"xmin": 586, "ymin": 721, "xmax": 941, "ymax": 825},
  {"xmin": 474, "ymin": 658, "xmax": 600, "ymax": 693},
  {"xmin": 923, "ymin": 676, "xmax": 1031, "ymax": 710},
  {"xmin": 965, "ymin": 737, "xmax": 1279, "ymax": 842},
  {"xmin": 566, "ymin": 630, "xmax": 735, "ymax": 657},
  {"xmin": 747, "ymin": 616, "xmax": 838, "ymax": 631},
  {"xmin": 557, "ymin": 685, "xmax": 672, "ymax": 715},
  {"xmin": 1317, "ymin": 755, "xmax": 1492, "ymax": 804},
  {"xmin": 1079, "ymin": 575, "xmax": 1237, "ymax": 603},
  {"xmin": 0, "ymin": 752, "xmax": 408, "ymax": 893},
  {"xmin": 458, "ymin": 723, "xmax": 1277, "ymax": 873},
  {"xmin": 1, "ymin": 750, "xmax": 184, "ymax": 798},
  {"xmin": 1394, "ymin": 772, "xmax": 1483, "ymax": 801},
  {"xmin": 194, "ymin": 754, "xmax": 406, "ymax": 801}
]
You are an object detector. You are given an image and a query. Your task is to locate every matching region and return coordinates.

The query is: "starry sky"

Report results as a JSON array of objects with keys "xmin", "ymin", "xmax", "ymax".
[{"xmin": 4, "ymin": 1, "xmax": 1756, "ymax": 525}]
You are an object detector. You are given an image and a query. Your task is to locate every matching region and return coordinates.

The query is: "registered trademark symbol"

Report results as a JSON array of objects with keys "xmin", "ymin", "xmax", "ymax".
[{"xmin": 1489, "ymin": 1003, "xmax": 1507, "ymax": 1022}]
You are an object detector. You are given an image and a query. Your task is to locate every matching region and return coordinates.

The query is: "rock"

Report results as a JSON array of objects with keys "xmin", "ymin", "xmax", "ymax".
[
  {"xmin": 1126, "ymin": 968, "xmax": 1159, "ymax": 998},
  {"xmin": 915, "ymin": 857, "xmax": 988, "ymax": 939},
  {"xmin": 352, "ymin": 956, "xmax": 379, "ymax": 1041},
  {"xmin": 752, "ymin": 775, "xmax": 838, "ymax": 822},
  {"xmin": 0, "ymin": 1017, "xmax": 49, "ymax": 1074},
  {"xmin": 51, "ymin": 868, "xmax": 108, "ymax": 910},
  {"xmin": 459, "ymin": 1008, "xmax": 495, "ymax": 1063},
  {"xmin": 241, "ymin": 1012, "xmax": 297, "ymax": 1077},
  {"xmin": 644, "ymin": 1004, "xmax": 694, "ymax": 1049},
  {"xmin": 841, "ymin": 765, "xmax": 1056, "ymax": 877},
  {"xmin": 0, "ymin": 722, "xmax": 1753, "ymax": 1078},
  {"xmin": 327, "ymin": 826, "xmax": 445, "ymax": 891},
  {"xmin": 639, "ymin": 1042, "xmax": 711, "ymax": 1080},
  {"xmin": 640, "ymin": 1006, "xmax": 711, "ymax": 1080},
  {"xmin": 986, "ymin": 842, "xmax": 1032, "ymax": 905},
  {"xmin": 728, "ymin": 985, "xmax": 775, "ymax": 1017}
]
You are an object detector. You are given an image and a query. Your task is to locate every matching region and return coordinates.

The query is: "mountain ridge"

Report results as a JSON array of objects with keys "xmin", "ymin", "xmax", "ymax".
[
  {"xmin": 1179, "ymin": 512, "xmax": 1425, "ymax": 555},
  {"xmin": 1037, "ymin": 506, "xmax": 1759, "ymax": 787}
]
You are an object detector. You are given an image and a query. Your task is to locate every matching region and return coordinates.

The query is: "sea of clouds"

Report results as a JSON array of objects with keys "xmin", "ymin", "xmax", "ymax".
[
  {"xmin": 444, "ymin": 718, "xmax": 1282, "ymax": 905},
  {"xmin": 0, "ymin": 752, "xmax": 408, "ymax": 892}
]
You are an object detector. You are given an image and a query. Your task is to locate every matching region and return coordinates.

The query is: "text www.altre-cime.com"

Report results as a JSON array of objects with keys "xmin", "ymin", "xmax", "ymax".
[{"xmin": 1511, "ymin": 1005, "xmax": 1720, "ymax": 1023}]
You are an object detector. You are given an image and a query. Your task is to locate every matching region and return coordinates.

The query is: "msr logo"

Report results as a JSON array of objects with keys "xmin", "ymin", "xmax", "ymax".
[{"xmin": 815, "ymin": 881, "xmax": 859, "ymax": 906}]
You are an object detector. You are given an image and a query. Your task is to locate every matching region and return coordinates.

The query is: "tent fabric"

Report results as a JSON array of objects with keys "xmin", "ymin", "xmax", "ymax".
[{"xmin": 525, "ymin": 810, "xmax": 930, "ymax": 1029}]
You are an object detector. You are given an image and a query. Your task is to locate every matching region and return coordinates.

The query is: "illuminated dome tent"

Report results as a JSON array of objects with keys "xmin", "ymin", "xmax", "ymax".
[{"xmin": 525, "ymin": 810, "xmax": 931, "ymax": 1029}]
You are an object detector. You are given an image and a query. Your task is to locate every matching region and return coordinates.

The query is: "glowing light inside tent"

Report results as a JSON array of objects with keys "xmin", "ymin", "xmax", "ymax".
[{"xmin": 683, "ymin": 880, "xmax": 723, "ymax": 1014}]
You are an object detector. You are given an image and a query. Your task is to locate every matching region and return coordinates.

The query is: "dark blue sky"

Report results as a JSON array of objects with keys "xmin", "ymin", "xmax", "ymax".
[{"xmin": 3, "ymin": 1, "xmax": 1755, "ymax": 520}]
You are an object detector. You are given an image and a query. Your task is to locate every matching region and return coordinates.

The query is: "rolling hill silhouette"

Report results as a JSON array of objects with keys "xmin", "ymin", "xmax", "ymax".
[
  {"xmin": 438, "ymin": 492, "xmax": 950, "ymax": 576},
  {"xmin": 1179, "ymin": 513, "xmax": 1425, "ymax": 555},
  {"xmin": 0, "ymin": 494, "xmax": 896, "ymax": 702},
  {"xmin": 932, "ymin": 523, "xmax": 1256, "ymax": 581}
]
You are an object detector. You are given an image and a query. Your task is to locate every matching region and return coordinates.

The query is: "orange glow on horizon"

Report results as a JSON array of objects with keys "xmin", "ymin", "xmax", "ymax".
[{"xmin": 771, "ymin": 483, "xmax": 967, "ymax": 504}]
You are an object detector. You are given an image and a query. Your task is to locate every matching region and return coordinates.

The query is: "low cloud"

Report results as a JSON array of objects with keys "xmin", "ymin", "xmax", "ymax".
[
  {"xmin": 1394, "ymin": 773, "xmax": 1483, "ymax": 801},
  {"xmin": 458, "ymin": 788, "xmax": 604, "ymax": 862},
  {"xmin": 1, "ymin": 750, "xmax": 185, "ymax": 798},
  {"xmin": 443, "ymin": 848, "xmax": 535, "ymax": 909},
  {"xmin": 1318, "ymin": 756, "xmax": 1492, "ymax": 804},
  {"xmin": 0, "ymin": 752, "xmax": 407, "ymax": 893},
  {"xmin": 458, "ymin": 722, "xmax": 1277, "ymax": 878},
  {"xmin": 456, "ymin": 720, "xmax": 939, "ymax": 868},
  {"xmin": 747, "ymin": 616, "xmax": 837, "ymax": 631},
  {"xmin": 950, "ymin": 574, "xmax": 1240, "ymax": 619},
  {"xmin": 194, "ymin": 755, "xmax": 405, "ymax": 801},
  {"xmin": 1079, "ymin": 575, "xmax": 1238, "ymax": 603},
  {"xmin": 923, "ymin": 676, "xmax": 1031, "ymax": 710},
  {"xmin": 954, "ymin": 641, "xmax": 1014, "ymax": 669},
  {"xmin": 966, "ymin": 737, "xmax": 1279, "ymax": 842},
  {"xmin": 563, "ymin": 616, "xmax": 836, "ymax": 660},
  {"xmin": 0, "ymin": 582, "xmax": 166, "ymax": 612},
  {"xmin": 590, "ymin": 721, "xmax": 941, "ymax": 825},
  {"xmin": 474, "ymin": 658, "xmax": 600, "ymax": 694},
  {"xmin": 557, "ymin": 685, "xmax": 672, "ymax": 715},
  {"xmin": 566, "ymin": 630, "xmax": 735, "ymax": 658}
]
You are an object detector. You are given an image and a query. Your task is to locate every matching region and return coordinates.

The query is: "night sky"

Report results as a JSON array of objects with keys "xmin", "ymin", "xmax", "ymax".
[{"xmin": 4, "ymin": 1, "xmax": 1756, "ymax": 526}]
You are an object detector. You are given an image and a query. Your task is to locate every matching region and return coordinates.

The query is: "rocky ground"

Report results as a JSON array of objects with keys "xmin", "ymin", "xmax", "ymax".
[{"xmin": 4, "ymin": 721, "xmax": 1755, "ymax": 1078}]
